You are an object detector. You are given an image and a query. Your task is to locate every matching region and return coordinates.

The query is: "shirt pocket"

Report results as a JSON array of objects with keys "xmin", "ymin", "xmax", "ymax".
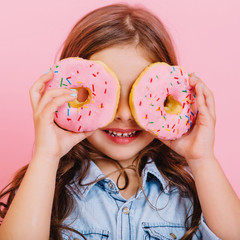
[
  {"xmin": 62, "ymin": 228, "xmax": 111, "ymax": 240},
  {"xmin": 142, "ymin": 222, "xmax": 202, "ymax": 240}
]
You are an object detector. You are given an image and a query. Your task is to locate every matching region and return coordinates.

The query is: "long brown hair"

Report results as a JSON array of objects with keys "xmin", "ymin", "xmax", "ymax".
[{"xmin": 0, "ymin": 3, "xmax": 201, "ymax": 240}]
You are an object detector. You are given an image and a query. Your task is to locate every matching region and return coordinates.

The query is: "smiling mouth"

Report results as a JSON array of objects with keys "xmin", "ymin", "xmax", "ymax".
[{"xmin": 104, "ymin": 130, "xmax": 140, "ymax": 137}]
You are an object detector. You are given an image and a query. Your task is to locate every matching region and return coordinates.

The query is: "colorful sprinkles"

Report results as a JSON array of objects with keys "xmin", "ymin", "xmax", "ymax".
[
  {"xmin": 133, "ymin": 64, "xmax": 197, "ymax": 140},
  {"xmin": 45, "ymin": 58, "xmax": 119, "ymax": 132}
]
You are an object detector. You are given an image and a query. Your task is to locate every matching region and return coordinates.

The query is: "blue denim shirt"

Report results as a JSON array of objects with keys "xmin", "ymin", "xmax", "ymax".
[{"xmin": 62, "ymin": 159, "xmax": 220, "ymax": 240}]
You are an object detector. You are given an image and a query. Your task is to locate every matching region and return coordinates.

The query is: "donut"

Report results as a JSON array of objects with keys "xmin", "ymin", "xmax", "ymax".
[
  {"xmin": 129, "ymin": 62, "xmax": 198, "ymax": 140},
  {"xmin": 44, "ymin": 57, "xmax": 120, "ymax": 132}
]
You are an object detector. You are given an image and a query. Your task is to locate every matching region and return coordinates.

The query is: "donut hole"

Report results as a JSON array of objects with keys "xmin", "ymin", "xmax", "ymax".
[
  {"xmin": 77, "ymin": 87, "xmax": 89, "ymax": 102},
  {"xmin": 69, "ymin": 87, "xmax": 91, "ymax": 108},
  {"xmin": 164, "ymin": 95, "xmax": 183, "ymax": 115}
]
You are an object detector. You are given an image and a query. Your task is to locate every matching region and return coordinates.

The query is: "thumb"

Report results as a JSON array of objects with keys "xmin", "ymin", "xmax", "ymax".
[{"xmin": 72, "ymin": 130, "xmax": 95, "ymax": 144}]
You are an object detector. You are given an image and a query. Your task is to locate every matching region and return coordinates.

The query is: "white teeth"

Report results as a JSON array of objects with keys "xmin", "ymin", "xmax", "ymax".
[{"xmin": 106, "ymin": 130, "xmax": 137, "ymax": 137}]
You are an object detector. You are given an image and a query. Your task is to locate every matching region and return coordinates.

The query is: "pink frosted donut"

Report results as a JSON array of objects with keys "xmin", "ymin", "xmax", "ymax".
[
  {"xmin": 45, "ymin": 57, "xmax": 120, "ymax": 132},
  {"xmin": 129, "ymin": 62, "xmax": 198, "ymax": 140}
]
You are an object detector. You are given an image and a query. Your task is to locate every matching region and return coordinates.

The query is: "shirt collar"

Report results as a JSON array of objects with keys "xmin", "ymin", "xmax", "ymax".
[
  {"xmin": 70, "ymin": 161, "xmax": 105, "ymax": 199},
  {"xmin": 141, "ymin": 158, "xmax": 170, "ymax": 194},
  {"xmin": 69, "ymin": 158, "xmax": 170, "ymax": 199}
]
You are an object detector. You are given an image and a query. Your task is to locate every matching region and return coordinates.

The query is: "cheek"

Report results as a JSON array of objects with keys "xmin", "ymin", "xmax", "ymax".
[
  {"xmin": 86, "ymin": 130, "xmax": 103, "ymax": 149},
  {"xmin": 141, "ymin": 131, "xmax": 155, "ymax": 145}
]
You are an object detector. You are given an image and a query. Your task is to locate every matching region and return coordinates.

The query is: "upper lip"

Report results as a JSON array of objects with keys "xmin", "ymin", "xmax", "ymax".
[{"xmin": 103, "ymin": 128, "xmax": 141, "ymax": 133}]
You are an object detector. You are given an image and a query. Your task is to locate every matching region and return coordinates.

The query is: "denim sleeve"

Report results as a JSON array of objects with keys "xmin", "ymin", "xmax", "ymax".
[{"xmin": 199, "ymin": 213, "xmax": 221, "ymax": 240}]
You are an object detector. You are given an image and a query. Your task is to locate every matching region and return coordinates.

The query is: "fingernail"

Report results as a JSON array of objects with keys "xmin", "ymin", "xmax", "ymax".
[
  {"xmin": 45, "ymin": 70, "xmax": 50, "ymax": 74},
  {"xmin": 201, "ymin": 83, "xmax": 204, "ymax": 88},
  {"xmin": 70, "ymin": 93, "xmax": 77, "ymax": 97},
  {"xmin": 191, "ymin": 73, "xmax": 198, "ymax": 80},
  {"xmin": 70, "ymin": 89, "xmax": 78, "ymax": 92},
  {"xmin": 193, "ymin": 72, "xmax": 198, "ymax": 77}
]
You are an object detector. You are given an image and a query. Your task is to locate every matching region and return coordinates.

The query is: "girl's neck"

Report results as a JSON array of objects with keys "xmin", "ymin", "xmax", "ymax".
[{"xmin": 93, "ymin": 158, "xmax": 139, "ymax": 200}]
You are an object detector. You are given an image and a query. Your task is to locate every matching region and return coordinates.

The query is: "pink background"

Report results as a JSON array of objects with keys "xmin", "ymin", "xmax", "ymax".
[{"xmin": 0, "ymin": 0, "xmax": 240, "ymax": 196}]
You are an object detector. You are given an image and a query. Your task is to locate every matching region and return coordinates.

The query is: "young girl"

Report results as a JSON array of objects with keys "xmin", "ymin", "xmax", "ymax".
[{"xmin": 0, "ymin": 3, "xmax": 239, "ymax": 240}]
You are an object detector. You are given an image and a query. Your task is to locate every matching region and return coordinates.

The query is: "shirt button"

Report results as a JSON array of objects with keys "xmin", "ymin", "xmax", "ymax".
[
  {"xmin": 123, "ymin": 207, "xmax": 130, "ymax": 215},
  {"xmin": 108, "ymin": 181, "xmax": 114, "ymax": 190}
]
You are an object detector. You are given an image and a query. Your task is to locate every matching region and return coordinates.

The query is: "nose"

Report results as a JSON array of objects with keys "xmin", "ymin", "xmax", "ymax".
[{"xmin": 115, "ymin": 93, "xmax": 134, "ymax": 122}]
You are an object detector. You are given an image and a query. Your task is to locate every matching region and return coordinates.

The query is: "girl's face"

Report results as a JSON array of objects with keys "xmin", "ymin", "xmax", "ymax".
[{"xmin": 87, "ymin": 44, "xmax": 155, "ymax": 164}]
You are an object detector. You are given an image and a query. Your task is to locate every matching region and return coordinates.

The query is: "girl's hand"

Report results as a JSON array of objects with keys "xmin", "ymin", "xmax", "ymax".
[
  {"xmin": 160, "ymin": 73, "xmax": 216, "ymax": 164},
  {"xmin": 29, "ymin": 70, "xmax": 93, "ymax": 162}
]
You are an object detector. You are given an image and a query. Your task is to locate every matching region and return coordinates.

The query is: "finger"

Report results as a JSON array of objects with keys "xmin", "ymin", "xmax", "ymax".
[
  {"xmin": 71, "ymin": 130, "xmax": 95, "ymax": 145},
  {"xmin": 189, "ymin": 73, "xmax": 216, "ymax": 120},
  {"xmin": 37, "ymin": 88, "xmax": 76, "ymax": 115},
  {"xmin": 195, "ymin": 82, "xmax": 210, "ymax": 125},
  {"xmin": 188, "ymin": 73, "xmax": 208, "ymax": 119},
  {"xmin": 188, "ymin": 73, "xmax": 199, "ymax": 87},
  {"xmin": 200, "ymin": 83, "xmax": 216, "ymax": 121},
  {"xmin": 41, "ymin": 93, "xmax": 77, "ymax": 123},
  {"xmin": 29, "ymin": 70, "xmax": 54, "ymax": 112}
]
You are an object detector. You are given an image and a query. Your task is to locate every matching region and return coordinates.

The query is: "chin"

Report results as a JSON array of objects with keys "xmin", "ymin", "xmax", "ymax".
[{"xmin": 103, "ymin": 148, "xmax": 140, "ymax": 162}]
